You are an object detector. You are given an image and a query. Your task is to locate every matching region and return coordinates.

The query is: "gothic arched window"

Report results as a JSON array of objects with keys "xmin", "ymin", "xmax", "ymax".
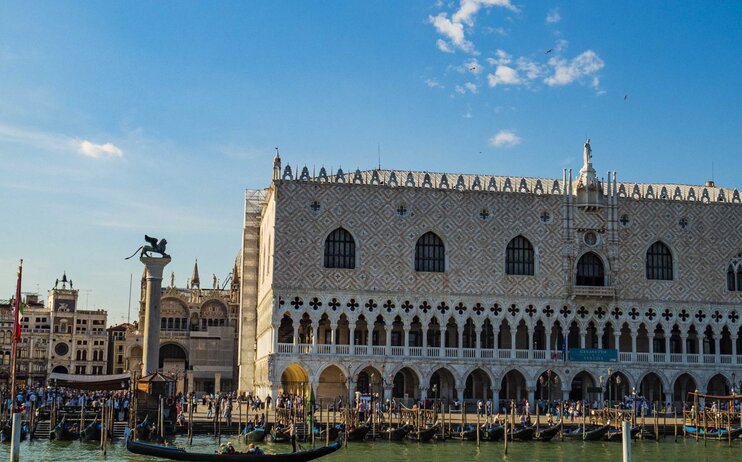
[
  {"xmin": 505, "ymin": 236, "xmax": 535, "ymax": 275},
  {"xmin": 576, "ymin": 252, "xmax": 605, "ymax": 286},
  {"xmin": 415, "ymin": 232, "xmax": 445, "ymax": 272},
  {"xmin": 728, "ymin": 264, "xmax": 736, "ymax": 291},
  {"xmin": 323, "ymin": 228, "xmax": 356, "ymax": 269},
  {"xmin": 646, "ymin": 241, "xmax": 673, "ymax": 280}
]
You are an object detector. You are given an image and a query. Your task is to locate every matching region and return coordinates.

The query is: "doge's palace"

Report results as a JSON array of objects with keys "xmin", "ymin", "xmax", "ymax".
[{"xmin": 237, "ymin": 140, "xmax": 742, "ymax": 408}]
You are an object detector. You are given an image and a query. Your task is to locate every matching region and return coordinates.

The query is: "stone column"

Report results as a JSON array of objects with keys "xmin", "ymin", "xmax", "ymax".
[
  {"xmin": 311, "ymin": 323, "xmax": 317, "ymax": 353},
  {"xmin": 665, "ymin": 336, "xmax": 671, "ymax": 361},
  {"xmin": 330, "ymin": 323, "xmax": 337, "ymax": 354},
  {"xmin": 664, "ymin": 391, "xmax": 673, "ymax": 408},
  {"xmin": 419, "ymin": 386, "xmax": 428, "ymax": 401},
  {"xmin": 630, "ymin": 328, "xmax": 638, "ymax": 361},
  {"xmin": 614, "ymin": 333, "xmax": 621, "ymax": 354},
  {"xmin": 580, "ymin": 332, "xmax": 586, "ymax": 349},
  {"xmin": 527, "ymin": 388, "xmax": 535, "ymax": 412},
  {"xmin": 681, "ymin": 334, "xmax": 688, "ymax": 361},
  {"xmin": 214, "ymin": 372, "xmax": 222, "ymax": 394},
  {"xmin": 648, "ymin": 333, "xmax": 655, "ymax": 355},
  {"xmin": 732, "ymin": 335, "xmax": 738, "ymax": 358},
  {"xmin": 546, "ymin": 330, "xmax": 552, "ymax": 357},
  {"xmin": 140, "ymin": 256, "xmax": 171, "ymax": 375},
  {"xmin": 714, "ymin": 336, "xmax": 721, "ymax": 363},
  {"xmin": 293, "ymin": 323, "xmax": 300, "ymax": 350},
  {"xmin": 458, "ymin": 327, "xmax": 463, "ymax": 353},
  {"xmin": 597, "ymin": 333, "xmax": 603, "ymax": 349},
  {"xmin": 404, "ymin": 327, "xmax": 411, "ymax": 355},
  {"xmin": 384, "ymin": 325, "xmax": 391, "ymax": 354},
  {"xmin": 510, "ymin": 330, "xmax": 516, "ymax": 357}
]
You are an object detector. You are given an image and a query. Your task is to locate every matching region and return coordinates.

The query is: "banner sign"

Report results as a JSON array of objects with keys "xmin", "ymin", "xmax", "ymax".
[{"xmin": 568, "ymin": 348, "xmax": 618, "ymax": 362}]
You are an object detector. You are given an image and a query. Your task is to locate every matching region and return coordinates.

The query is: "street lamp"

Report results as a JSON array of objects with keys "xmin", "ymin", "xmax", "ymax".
[
  {"xmin": 607, "ymin": 367, "xmax": 613, "ymax": 408},
  {"xmin": 599, "ymin": 376, "xmax": 605, "ymax": 409}
]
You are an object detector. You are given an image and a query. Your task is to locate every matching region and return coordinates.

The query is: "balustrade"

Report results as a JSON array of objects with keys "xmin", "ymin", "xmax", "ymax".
[
  {"xmin": 372, "ymin": 346, "xmax": 386, "ymax": 356},
  {"xmin": 409, "ymin": 346, "xmax": 423, "ymax": 357},
  {"xmin": 316, "ymin": 344, "xmax": 331, "ymax": 354},
  {"xmin": 532, "ymin": 350, "xmax": 546, "ymax": 360},
  {"xmin": 445, "ymin": 347, "xmax": 458, "ymax": 358},
  {"xmin": 390, "ymin": 346, "xmax": 404, "ymax": 356},
  {"xmin": 462, "ymin": 348, "xmax": 476, "ymax": 358},
  {"xmin": 515, "ymin": 350, "xmax": 529, "ymax": 359},
  {"xmin": 670, "ymin": 353, "xmax": 682, "ymax": 363},
  {"xmin": 636, "ymin": 353, "xmax": 649, "ymax": 362},
  {"xmin": 703, "ymin": 354, "xmax": 715, "ymax": 364},
  {"xmin": 686, "ymin": 353, "xmax": 699, "ymax": 363},
  {"xmin": 653, "ymin": 353, "xmax": 666, "ymax": 363},
  {"xmin": 336, "ymin": 345, "xmax": 350, "ymax": 355}
]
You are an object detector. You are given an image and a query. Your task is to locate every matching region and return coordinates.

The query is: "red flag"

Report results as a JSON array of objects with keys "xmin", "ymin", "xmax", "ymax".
[{"xmin": 14, "ymin": 261, "xmax": 22, "ymax": 342}]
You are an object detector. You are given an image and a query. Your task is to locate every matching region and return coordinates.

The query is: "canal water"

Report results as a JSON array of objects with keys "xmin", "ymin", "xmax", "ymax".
[{"xmin": 7, "ymin": 435, "xmax": 741, "ymax": 461}]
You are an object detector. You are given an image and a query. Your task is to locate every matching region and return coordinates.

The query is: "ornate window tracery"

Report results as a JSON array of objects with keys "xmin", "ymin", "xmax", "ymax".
[
  {"xmin": 323, "ymin": 228, "xmax": 356, "ymax": 269},
  {"xmin": 646, "ymin": 241, "xmax": 673, "ymax": 280},
  {"xmin": 505, "ymin": 236, "xmax": 534, "ymax": 275},
  {"xmin": 415, "ymin": 232, "xmax": 445, "ymax": 272}
]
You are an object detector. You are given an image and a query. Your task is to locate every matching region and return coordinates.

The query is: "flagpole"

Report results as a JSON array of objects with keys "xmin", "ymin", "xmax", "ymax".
[
  {"xmin": 9, "ymin": 259, "xmax": 22, "ymax": 413},
  {"xmin": 9, "ymin": 259, "xmax": 22, "ymax": 462}
]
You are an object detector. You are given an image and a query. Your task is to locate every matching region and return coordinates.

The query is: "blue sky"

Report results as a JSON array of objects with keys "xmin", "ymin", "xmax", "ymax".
[{"xmin": 1, "ymin": 1, "xmax": 740, "ymax": 323}]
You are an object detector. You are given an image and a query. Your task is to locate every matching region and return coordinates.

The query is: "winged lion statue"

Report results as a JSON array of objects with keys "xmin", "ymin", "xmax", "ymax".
[{"xmin": 125, "ymin": 235, "xmax": 169, "ymax": 259}]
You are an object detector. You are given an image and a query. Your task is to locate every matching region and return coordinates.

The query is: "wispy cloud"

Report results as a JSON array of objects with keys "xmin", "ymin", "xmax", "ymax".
[
  {"xmin": 0, "ymin": 123, "xmax": 123, "ymax": 159},
  {"xmin": 544, "ymin": 50, "xmax": 605, "ymax": 87},
  {"xmin": 490, "ymin": 129, "xmax": 522, "ymax": 148},
  {"xmin": 545, "ymin": 8, "xmax": 561, "ymax": 24},
  {"xmin": 425, "ymin": 78, "xmax": 443, "ymax": 88},
  {"xmin": 78, "ymin": 140, "xmax": 123, "ymax": 158},
  {"xmin": 429, "ymin": 0, "xmax": 518, "ymax": 55}
]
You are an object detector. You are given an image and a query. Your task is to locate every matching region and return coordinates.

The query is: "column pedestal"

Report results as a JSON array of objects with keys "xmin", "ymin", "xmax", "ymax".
[{"xmin": 140, "ymin": 256, "xmax": 171, "ymax": 375}]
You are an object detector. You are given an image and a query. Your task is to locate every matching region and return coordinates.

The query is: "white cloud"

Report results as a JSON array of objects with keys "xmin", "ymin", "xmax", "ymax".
[
  {"xmin": 487, "ymin": 49, "xmax": 512, "ymax": 66},
  {"xmin": 425, "ymin": 78, "xmax": 443, "ymax": 88},
  {"xmin": 430, "ymin": 0, "xmax": 518, "ymax": 54},
  {"xmin": 436, "ymin": 38, "xmax": 454, "ymax": 53},
  {"xmin": 545, "ymin": 8, "xmax": 561, "ymax": 24},
  {"xmin": 490, "ymin": 129, "xmax": 522, "ymax": 148},
  {"xmin": 464, "ymin": 82, "xmax": 478, "ymax": 93},
  {"xmin": 544, "ymin": 50, "xmax": 605, "ymax": 86},
  {"xmin": 487, "ymin": 65, "xmax": 522, "ymax": 86},
  {"xmin": 77, "ymin": 140, "xmax": 123, "ymax": 158},
  {"xmin": 429, "ymin": 13, "xmax": 474, "ymax": 53},
  {"xmin": 463, "ymin": 106, "xmax": 473, "ymax": 118},
  {"xmin": 455, "ymin": 85, "xmax": 467, "ymax": 94},
  {"xmin": 516, "ymin": 57, "xmax": 543, "ymax": 80}
]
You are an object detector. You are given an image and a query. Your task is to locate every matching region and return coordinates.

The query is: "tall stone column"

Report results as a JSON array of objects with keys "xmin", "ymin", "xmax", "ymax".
[
  {"xmin": 214, "ymin": 372, "xmax": 222, "ymax": 394},
  {"xmin": 140, "ymin": 256, "xmax": 171, "ymax": 375}
]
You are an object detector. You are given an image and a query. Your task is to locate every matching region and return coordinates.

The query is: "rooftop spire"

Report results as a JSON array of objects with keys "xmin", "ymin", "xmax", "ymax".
[{"xmin": 191, "ymin": 259, "xmax": 200, "ymax": 289}]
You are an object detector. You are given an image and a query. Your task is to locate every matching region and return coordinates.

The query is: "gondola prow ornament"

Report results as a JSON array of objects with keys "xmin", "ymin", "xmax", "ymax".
[{"xmin": 125, "ymin": 235, "xmax": 169, "ymax": 259}]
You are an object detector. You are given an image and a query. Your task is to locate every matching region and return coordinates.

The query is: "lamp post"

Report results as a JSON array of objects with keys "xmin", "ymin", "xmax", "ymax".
[
  {"xmin": 432, "ymin": 384, "xmax": 438, "ymax": 412},
  {"xmin": 607, "ymin": 367, "xmax": 613, "ymax": 409},
  {"xmin": 599, "ymin": 376, "xmax": 605, "ymax": 409}
]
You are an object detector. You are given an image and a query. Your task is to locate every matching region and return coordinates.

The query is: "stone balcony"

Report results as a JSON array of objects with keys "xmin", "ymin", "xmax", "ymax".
[
  {"xmin": 572, "ymin": 286, "xmax": 616, "ymax": 298},
  {"xmin": 275, "ymin": 342, "xmax": 742, "ymax": 366}
]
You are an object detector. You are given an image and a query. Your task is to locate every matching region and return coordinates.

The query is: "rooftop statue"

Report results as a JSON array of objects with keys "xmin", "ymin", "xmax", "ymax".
[
  {"xmin": 583, "ymin": 138, "xmax": 592, "ymax": 166},
  {"xmin": 125, "ymin": 235, "xmax": 169, "ymax": 260}
]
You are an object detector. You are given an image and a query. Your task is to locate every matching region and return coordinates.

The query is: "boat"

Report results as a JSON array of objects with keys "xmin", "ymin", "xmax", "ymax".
[
  {"xmin": 534, "ymin": 424, "xmax": 561, "ymax": 442},
  {"xmin": 507, "ymin": 426, "xmax": 535, "ymax": 441},
  {"xmin": 126, "ymin": 438, "xmax": 342, "ymax": 462},
  {"xmin": 346, "ymin": 425, "xmax": 370, "ymax": 442},
  {"xmin": 268, "ymin": 427, "xmax": 290, "ymax": 443},
  {"xmin": 684, "ymin": 425, "xmax": 742, "ymax": 440},
  {"xmin": 605, "ymin": 426, "xmax": 640, "ymax": 442},
  {"xmin": 583, "ymin": 423, "xmax": 611, "ymax": 441},
  {"xmin": 455, "ymin": 424, "xmax": 478, "ymax": 441},
  {"xmin": 52, "ymin": 417, "xmax": 79, "ymax": 441},
  {"xmin": 81, "ymin": 419, "xmax": 102, "ymax": 443},
  {"xmin": 381, "ymin": 424, "xmax": 410, "ymax": 441},
  {"xmin": 483, "ymin": 425, "xmax": 504, "ymax": 441},
  {"xmin": 406, "ymin": 424, "xmax": 439, "ymax": 442},
  {"xmin": 245, "ymin": 428, "xmax": 267, "ymax": 442},
  {"xmin": 1, "ymin": 422, "xmax": 28, "ymax": 443},
  {"xmin": 315, "ymin": 425, "xmax": 339, "ymax": 441}
]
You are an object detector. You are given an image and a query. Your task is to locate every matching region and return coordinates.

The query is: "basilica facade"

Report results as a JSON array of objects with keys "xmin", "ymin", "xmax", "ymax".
[{"xmin": 237, "ymin": 141, "xmax": 742, "ymax": 408}]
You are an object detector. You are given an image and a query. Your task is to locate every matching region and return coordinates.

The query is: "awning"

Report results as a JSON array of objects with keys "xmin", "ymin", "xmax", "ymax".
[{"xmin": 48, "ymin": 372, "xmax": 131, "ymax": 391}]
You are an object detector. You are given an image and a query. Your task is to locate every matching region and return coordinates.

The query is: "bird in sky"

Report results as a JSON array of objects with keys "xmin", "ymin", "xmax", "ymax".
[
  {"xmin": 470, "ymin": 66, "xmax": 476, "ymax": 70},
  {"xmin": 624, "ymin": 95, "xmax": 628, "ymax": 101},
  {"xmin": 546, "ymin": 48, "xmax": 553, "ymax": 54}
]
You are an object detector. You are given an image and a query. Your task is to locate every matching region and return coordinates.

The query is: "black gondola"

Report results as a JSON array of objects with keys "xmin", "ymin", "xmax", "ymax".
[
  {"xmin": 483, "ymin": 425, "xmax": 504, "ymax": 441},
  {"xmin": 268, "ymin": 427, "xmax": 290, "ymax": 443},
  {"xmin": 605, "ymin": 426, "xmax": 640, "ymax": 442},
  {"xmin": 125, "ymin": 438, "xmax": 342, "ymax": 462},
  {"xmin": 406, "ymin": 424, "xmax": 439, "ymax": 442},
  {"xmin": 346, "ymin": 425, "xmax": 370, "ymax": 442},
  {"xmin": 534, "ymin": 423, "xmax": 561, "ymax": 442},
  {"xmin": 52, "ymin": 417, "xmax": 79, "ymax": 441},
  {"xmin": 582, "ymin": 423, "xmax": 611, "ymax": 441},
  {"xmin": 382, "ymin": 424, "xmax": 410, "ymax": 441},
  {"xmin": 507, "ymin": 426, "xmax": 535, "ymax": 441},
  {"xmin": 81, "ymin": 419, "xmax": 102, "ymax": 443},
  {"xmin": 1, "ymin": 422, "xmax": 28, "ymax": 443},
  {"xmin": 315, "ymin": 426, "xmax": 339, "ymax": 441}
]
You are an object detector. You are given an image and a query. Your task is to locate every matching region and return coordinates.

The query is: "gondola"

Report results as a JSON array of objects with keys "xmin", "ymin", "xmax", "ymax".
[
  {"xmin": 245, "ymin": 428, "xmax": 267, "ymax": 442},
  {"xmin": 52, "ymin": 417, "xmax": 79, "ymax": 441},
  {"xmin": 1, "ymin": 422, "xmax": 28, "ymax": 443},
  {"xmin": 684, "ymin": 425, "xmax": 742, "ymax": 440},
  {"xmin": 507, "ymin": 426, "xmax": 535, "ymax": 441},
  {"xmin": 81, "ymin": 419, "xmax": 102, "ymax": 443},
  {"xmin": 534, "ymin": 423, "xmax": 561, "ymax": 442},
  {"xmin": 315, "ymin": 425, "xmax": 339, "ymax": 441},
  {"xmin": 406, "ymin": 424, "xmax": 439, "ymax": 442},
  {"xmin": 455, "ymin": 424, "xmax": 478, "ymax": 441},
  {"xmin": 605, "ymin": 426, "xmax": 640, "ymax": 442},
  {"xmin": 483, "ymin": 425, "xmax": 504, "ymax": 441},
  {"xmin": 582, "ymin": 423, "xmax": 611, "ymax": 441},
  {"xmin": 346, "ymin": 425, "xmax": 370, "ymax": 442},
  {"xmin": 268, "ymin": 427, "xmax": 290, "ymax": 443},
  {"xmin": 382, "ymin": 424, "xmax": 410, "ymax": 441},
  {"xmin": 126, "ymin": 438, "xmax": 342, "ymax": 462}
]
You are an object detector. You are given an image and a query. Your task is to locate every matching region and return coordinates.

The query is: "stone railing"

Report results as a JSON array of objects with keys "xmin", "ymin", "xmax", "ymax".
[{"xmin": 275, "ymin": 343, "xmax": 739, "ymax": 365}]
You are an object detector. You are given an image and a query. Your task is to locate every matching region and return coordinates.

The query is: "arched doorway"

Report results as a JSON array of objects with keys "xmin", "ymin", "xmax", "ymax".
[
  {"xmin": 500, "ymin": 369, "xmax": 527, "ymax": 403},
  {"xmin": 707, "ymin": 373, "xmax": 729, "ymax": 396},
  {"xmin": 278, "ymin": 314, "xmax": 294, "ymax": 343},
  {"xmin": 673, "ymin": 373, "xmax": 697, "ymax": 405},
  {"xmin": 535, "ymin": 370, "xmax": 562, "ymax": 412},
  {"xmin": 392, "ymin": 367, "xmax": 420, "ymax": 404},
  {"xmin": 429, "ymin": 368, "xmax": 456, "ymax": 402},
  {"xmin": 52, "ymin": 365, "xmax": 68, "ymax": 374},
  {"xmin": 281, "ymin": 364, "xmax": 310, "ymax": 397},
  {"xmin": 638, "ymin": 372, "xmax": 663, "ymax": 404},
  {"xmin": 569, "ymin": 370, "xmax": 596, "ymax": 401},
  {"xmin": 159, "ymin": 343, "xmax": 188, "ymax": 394},
  {"xmin": 464, "ymin": 368, "xmax": 492, "ymax": 400},
  {"xmin": 317, "ymin": 365, "xmax": 347, "ymax": 403},
  {"xmin": 605, "ymin": 370, "xmax": 630, "ymax": 403},
  {"xmin": 356, "ymin": 366, "xmax": 383, "ymax": 398},
  {"xmin": 576, "ymin": 252, "xmax": 605, "ymax": 286}
]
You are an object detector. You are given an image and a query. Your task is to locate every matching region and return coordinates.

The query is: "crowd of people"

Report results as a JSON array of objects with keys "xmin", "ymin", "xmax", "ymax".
[{"xmin": 1, "ymin": 385, "xmax": 132, "ymax": 422}]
